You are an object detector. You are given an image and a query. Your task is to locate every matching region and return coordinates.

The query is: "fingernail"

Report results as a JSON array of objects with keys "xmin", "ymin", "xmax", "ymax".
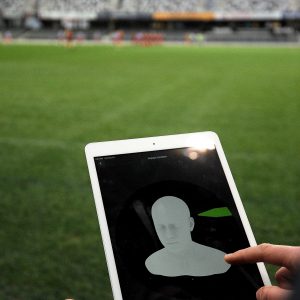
[
  {"xmin": 256, "ymin": 287, "xmax": 263, "ymax": 299},
  {"xmin": 224, "ymin": 254, "xmax": 232, "ymax": 261}
]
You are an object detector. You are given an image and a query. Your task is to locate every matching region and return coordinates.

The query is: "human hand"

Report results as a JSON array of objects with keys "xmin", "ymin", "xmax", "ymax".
[{"xmin": 225, "ymin": 243, "xmax": 300, "ymax": 300}]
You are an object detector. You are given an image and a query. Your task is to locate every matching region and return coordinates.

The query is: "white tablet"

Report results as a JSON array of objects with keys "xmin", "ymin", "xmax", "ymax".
[{"xmin": 85, "ymin": 132, "xmax": 270, "ymax": 300}]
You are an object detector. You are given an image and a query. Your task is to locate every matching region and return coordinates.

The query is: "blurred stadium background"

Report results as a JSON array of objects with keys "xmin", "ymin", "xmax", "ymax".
[
  {"xmin": 0, "ymin": 0, "xmax": 300, "ymax": 43},
  {"xmin": 0, "ymin": 1, "xmax": 300, "ymax": 300}
]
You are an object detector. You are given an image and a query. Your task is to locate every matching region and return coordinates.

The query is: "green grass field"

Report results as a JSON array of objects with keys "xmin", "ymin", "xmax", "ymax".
[{"xmin": 0, "ymin": 44, "xmax": 300, "ymax": 300}]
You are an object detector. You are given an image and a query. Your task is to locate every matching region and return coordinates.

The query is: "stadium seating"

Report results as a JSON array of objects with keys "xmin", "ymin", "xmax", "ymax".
[
  {"xmin": 37, "ymin": 0, "xmax": 300, "ymax": 15},
  {"xmin": 212, "ymin": 0, "xmax": 299, "ymax": 13},
  {"xmin": 138, "ymin": 0, "xmax": 203, "ymax": 13},
  {"xmin": 38, "ymin": 0, "xmax": 116, "ymax": 19},
  {"xmin": 118, "ymin": 0, "xmax": 139, "ymax": 13},
  {"xmin": 0, "ymin": 0, "xmax": 27, "ymax": 18},
  {"xmin": 1, "ymin": 0, "xmax": 299, "ymax": 19}
]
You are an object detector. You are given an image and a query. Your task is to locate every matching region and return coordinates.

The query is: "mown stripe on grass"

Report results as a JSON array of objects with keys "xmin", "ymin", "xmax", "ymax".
[{"xmin": 0, "ymin": 137, "xmax": 83, "ymax": 149}]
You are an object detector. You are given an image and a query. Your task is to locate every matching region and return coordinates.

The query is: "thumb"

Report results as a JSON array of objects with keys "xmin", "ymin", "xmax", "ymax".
[{"xmin": 256, "ymin": 286, "xmax": 291, "ymax": 300}]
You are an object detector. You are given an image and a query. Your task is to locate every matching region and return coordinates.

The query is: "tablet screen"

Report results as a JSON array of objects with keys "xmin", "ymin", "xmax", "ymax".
[{"xmin": 94, "ymin": 146, "xmax": 264, "ymax": 300}]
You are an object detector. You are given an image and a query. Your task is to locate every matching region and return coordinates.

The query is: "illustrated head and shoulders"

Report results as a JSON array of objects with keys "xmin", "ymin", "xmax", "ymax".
[{"xmin": 145, "ymin": 195, "xmax": 230, "ymax": 277}]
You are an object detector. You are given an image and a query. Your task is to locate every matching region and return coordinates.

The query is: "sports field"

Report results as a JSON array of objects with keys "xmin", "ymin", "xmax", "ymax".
[{"xmin": 0, "ymin": 44, "xmax": 300, "ymax": 300}]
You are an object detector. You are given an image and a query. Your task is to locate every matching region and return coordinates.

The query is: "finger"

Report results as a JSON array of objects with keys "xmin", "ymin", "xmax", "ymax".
[
  {"xmin": 275, "ymin": 267, "xmax": 294, "ymax": 289},
  {"xmin": 256, "ymin": 286, "xmax": 291, "ymax": 300},
  {"xmin": 225, "ymin": 244, "xmax": 300, "ymax": 270}
]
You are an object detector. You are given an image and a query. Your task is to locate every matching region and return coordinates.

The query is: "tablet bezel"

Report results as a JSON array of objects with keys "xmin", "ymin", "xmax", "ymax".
[{"xmin": 85, "ymin": 131, "xmax": 271, "ymax": 300}]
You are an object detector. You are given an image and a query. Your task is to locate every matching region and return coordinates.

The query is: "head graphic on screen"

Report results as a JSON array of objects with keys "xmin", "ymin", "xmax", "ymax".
[{"xmin": 145, "ymin": 196, "xmax": 230, "ymax": 277}]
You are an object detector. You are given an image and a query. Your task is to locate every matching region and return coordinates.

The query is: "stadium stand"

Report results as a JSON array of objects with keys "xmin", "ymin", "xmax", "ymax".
[
  {"xmin": 0, "ymin": 0, "xmax": 299, "ymax": 43},
  {"xmin": 0, "ymin": 0, "xmax": 27, "ymax": 18},
  {"xmin": 212, "ymin": 0, "xmax": 298, "ymax": 13},
  {"xmin": 37, "ymin": 0, "xmax": 300, "ymax": 14},
  {"xmin": 0, "ymin": 0, "xmax": 299, "ymax": 19},
  {"xmin": 38, "ymin": 0, "xmax": 117, "ymax": 19},
  {"xmin": 118, "ymin": 0, "xmax": 138, "ymax": 14},
  {"xmin": 138, "ymin": 0, "xmax": 204, "ymax": 13}
]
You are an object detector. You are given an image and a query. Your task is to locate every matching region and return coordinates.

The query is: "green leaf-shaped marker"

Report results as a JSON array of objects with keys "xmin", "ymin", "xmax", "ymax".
[{"xmin": 198, "ymin": 207, "xmax": 232, "ymax": 218}]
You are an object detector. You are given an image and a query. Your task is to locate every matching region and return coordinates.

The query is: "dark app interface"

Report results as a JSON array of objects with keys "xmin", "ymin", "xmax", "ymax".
[{"xmin": 95, "ymin": 147, "xmax": 264, "ymax": 300}]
